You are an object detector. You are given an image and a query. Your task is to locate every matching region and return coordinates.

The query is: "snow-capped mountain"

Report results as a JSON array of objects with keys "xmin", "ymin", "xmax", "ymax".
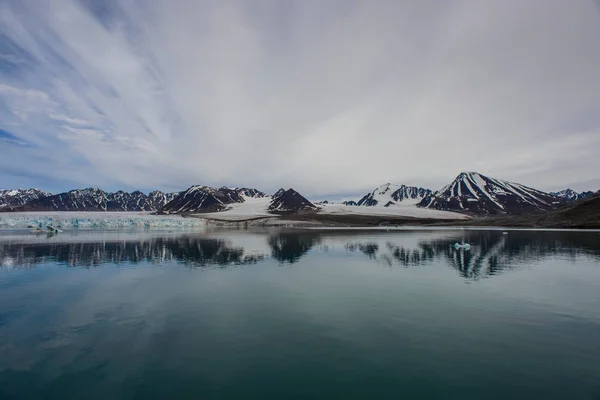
[
  {"xmin": 268, "ymin": 188, "xmax": 318, "ymax": 213},
  {"xmin": 0, "ymin": 188, "xmax": 52, "ymax": 208},
  {"xmin": 357, "ymin": 184, "xmax": 432, "ymax": 207},
  {"xmin": 418, "ymin": 172, "xmax": 562, "ymax": 214},
  {"xmin": 159, "ymin": 186, "xmax": 266, "ymax": 214},
  {"xmin": 549, "ymin": 189, "xmax": 595, "ymax": 202},
  {"xmin": 1, "ymin": 188, "xmax": 179, "ymax": 212}
]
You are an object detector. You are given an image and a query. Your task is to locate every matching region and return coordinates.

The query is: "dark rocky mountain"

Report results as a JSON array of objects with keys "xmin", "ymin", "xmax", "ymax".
[
  {"xmin": 550, "ymin": 188, "xmax": 595, "ymax": 202},
  {"xmin": 418, "ymin": 172, "xmax": 563, "ymax": 215},
  {"xmin": 343, "ymin": 200, "xmax": 358, "ymax": 206},
  {"xmin": 357, "ymin": 184, "xmax": 432, "ymax": 206},
  {"xmin": 159, "ymin": 186, "xmax": 265, "ymax": 214},
  {"xmin": 268, "ymin": 188, "xmax": 319, "ymax": 213},
  {"xmin": 1, "ymin": 188, "xmax": 179, "ymax": 212},
  {"xmin": 0, "ymin": 188, "xmax": 52, "ymax": 208}
]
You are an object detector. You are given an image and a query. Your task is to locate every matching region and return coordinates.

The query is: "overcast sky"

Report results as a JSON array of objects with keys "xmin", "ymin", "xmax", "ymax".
[{"xmin": 1, "ymin": 0, "xmax": 600, "ymax": 197}]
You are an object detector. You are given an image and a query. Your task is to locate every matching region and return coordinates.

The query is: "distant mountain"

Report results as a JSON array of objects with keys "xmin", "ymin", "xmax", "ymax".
[
  {"xmin": 418, "ymin": 172, "xmax": 562, "ymax": 215},
  {"xmin": 268, "ymin": 188, "xmax": 319, "ymax": 213},
  {"xmin": 526, "ymin": 191, "xmax": 600, "ymax": 228},
  {"xmin": 1, "ymin": 188, "xmax": 179, "ymax": 212},
  {"xmin": 148, "ymin": 190, "xmax": 179, "ymax": 209},
  {"xmin": 159, "ymin": 186, "xmax": 266, "ymax": 214},
  {"xmin": 0, "ymin": 188, "xmax": 52, "ymax": 208},
  {"xmin": 357, "ymin": 184, "xmax": 432, "ymax": 207},
  {"xmin": 549, "ymin": 189, "xmax": 595, "ymax": 202},
  {"xmin": 343, "ymin": 200, "xmax": 358, "ymax": 206},
  {"xmin": 236, "ymin": 188, "xmax": 266, "ymax": 198}
]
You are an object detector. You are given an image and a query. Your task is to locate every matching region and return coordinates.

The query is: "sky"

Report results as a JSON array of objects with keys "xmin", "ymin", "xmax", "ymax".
[{"xmin": 1, "ymin": 0, "xmax": 600, "ymax": 198}]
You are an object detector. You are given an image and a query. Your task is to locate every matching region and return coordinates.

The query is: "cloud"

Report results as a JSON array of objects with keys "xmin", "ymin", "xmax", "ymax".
[{"xmin": 0, "ymin": 0, "xmax": 599, "ymax": 195}]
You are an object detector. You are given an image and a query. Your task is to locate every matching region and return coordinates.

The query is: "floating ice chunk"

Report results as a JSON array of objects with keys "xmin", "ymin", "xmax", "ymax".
[{"xmin": 454, "ymin": 242, "xmax": 471, "ymax": 250}]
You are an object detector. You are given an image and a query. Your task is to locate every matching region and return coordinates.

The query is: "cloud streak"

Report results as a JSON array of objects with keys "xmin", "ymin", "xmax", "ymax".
[{"xmin": 1, "ymin": 0, "xmax": 600, "ymax": 194}]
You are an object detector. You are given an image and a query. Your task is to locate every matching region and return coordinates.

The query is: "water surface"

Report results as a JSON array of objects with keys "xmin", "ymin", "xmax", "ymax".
[{"xmin": 1, "ymin": 229, "xmax": 599, "ymax": 399}]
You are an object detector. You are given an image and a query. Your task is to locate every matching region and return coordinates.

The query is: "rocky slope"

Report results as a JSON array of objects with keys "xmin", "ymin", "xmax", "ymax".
[
  {"xmin": 418, "ymin": 172, "xmax": 562, "ymax": 215},
  {"xmin": 0, "ymin": 188, "xmax": 52, "ymax": 208},
  {"xmin": 357, "ymin": 184, "xmax": 432, "ymax": 207}
]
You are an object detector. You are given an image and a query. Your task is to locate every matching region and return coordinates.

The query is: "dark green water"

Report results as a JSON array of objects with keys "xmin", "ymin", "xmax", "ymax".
[{"xmin": 1, "ymin": 229, "xmax": 599, "ymax": 399}]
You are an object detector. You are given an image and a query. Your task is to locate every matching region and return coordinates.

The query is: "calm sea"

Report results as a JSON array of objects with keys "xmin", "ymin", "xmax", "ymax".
[{"xmin": 1, "ymin": 229, "xmax": 599, "ymax": 399}]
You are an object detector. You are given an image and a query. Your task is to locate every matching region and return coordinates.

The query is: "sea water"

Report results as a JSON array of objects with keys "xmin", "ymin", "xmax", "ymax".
[{"xmin": 1, "ymin": 229, "xmax": 599, "ymax": 399}]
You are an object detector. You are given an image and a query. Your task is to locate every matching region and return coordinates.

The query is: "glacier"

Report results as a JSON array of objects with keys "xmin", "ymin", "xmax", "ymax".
[{"xmin": 0, "ymin": 212, "xmax": 206, "ymax": 229}]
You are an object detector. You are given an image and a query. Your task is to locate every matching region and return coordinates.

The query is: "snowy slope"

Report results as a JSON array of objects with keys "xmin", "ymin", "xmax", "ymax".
[
  {"xmin": 357, "ymin": 184, "xmax": 432, "ymax": 207},
  {"xmin": 319, "ymin": 203, "xmax": 469, "ymax": 220},
  {"xmin": 419, "ymin": 172, "xmax": 562, "ymax": 215},
  {"xmin": 200, "ymin": 197, "xmax": 273, "ymax": 220},
  {"xmin": 195, "ymin": 189, "xmax": 319, "ymax": 220}
]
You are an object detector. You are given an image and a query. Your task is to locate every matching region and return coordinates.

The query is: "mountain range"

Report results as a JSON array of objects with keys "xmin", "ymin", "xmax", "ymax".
[
  {"xmin": 1, "ymin": 171, "xmax": 597, "ymax": 217},
  {"xmin": 1, "ymin": 188, "xmax": 177, "ymax": 212}
]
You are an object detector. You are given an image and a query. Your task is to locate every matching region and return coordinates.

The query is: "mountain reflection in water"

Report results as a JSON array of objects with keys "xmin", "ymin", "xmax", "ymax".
[{"xmin": 1, "ymin": 229, "xmax": 599, "ymax": 280}]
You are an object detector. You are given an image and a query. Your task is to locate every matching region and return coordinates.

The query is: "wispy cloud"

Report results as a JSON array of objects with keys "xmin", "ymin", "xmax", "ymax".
[
  {"xmin": 0, "ymin": 128, "xmax": 29, "ymax": 147},
  {"xmin": 1, "ymin": 0, "xmax": 600, "ymax": 194}
]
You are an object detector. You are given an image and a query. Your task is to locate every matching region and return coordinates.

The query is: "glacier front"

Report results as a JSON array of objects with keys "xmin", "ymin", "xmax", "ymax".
[{"xmin": 0, "ymin": 212, "xmax": 206, "ymax": 229}]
